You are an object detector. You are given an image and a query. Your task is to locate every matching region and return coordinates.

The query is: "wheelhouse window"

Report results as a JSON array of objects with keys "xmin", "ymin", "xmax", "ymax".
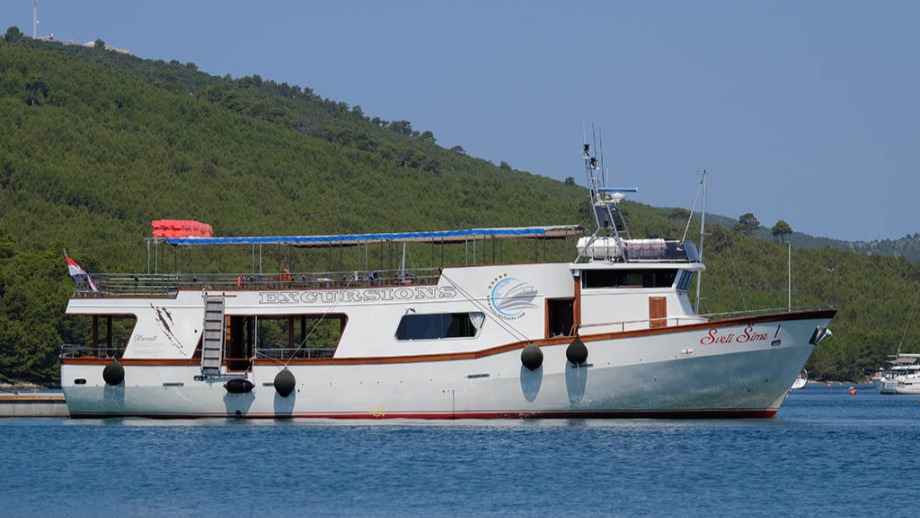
[
  {"xmin": 395, "ymin": 312, "xmax": 485, "ymax": 340},
  {"xmin": 676, "ymin": 270, "xmax": 695, "ymax": 291},
  {"xmin": 582, "ymin": 269, "xmax": 677, "ymax": 289}
]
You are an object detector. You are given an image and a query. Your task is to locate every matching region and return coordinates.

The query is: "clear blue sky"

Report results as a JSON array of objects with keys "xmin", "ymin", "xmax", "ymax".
[{"xmin": 3, "ymin": 1, "xmax": 918, "ymax": 242}]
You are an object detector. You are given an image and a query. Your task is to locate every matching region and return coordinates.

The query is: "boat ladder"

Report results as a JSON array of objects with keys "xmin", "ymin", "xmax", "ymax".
[{"xmin": 200, "ymin": 294, "xmax": 225, "ymax": 377}]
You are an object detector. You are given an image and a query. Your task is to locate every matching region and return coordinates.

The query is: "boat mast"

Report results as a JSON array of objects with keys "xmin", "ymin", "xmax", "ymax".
[
  {"xmin": 898, "ymin": 285, "xmax": 920, "ymax": 355},
  {"xmin": 583, "ymin": 143, "xmax": 607, "ymax": 235},
  {"xmin": 694, "ymin": 171, "xmax": 708, "ymax": 314}
]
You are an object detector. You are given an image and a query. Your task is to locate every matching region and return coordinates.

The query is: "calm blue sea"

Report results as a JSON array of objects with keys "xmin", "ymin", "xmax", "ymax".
[{"xmin": 2, "ymin": 384, "xmax": 918, "ymax": 518}]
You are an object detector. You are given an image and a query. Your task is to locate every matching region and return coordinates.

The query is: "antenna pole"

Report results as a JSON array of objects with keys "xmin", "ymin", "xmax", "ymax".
[
  {"xmin": 598, "ymin": 128, "xmax": 607, "ymax": 186},
  {"xmin": 33, "ymin": 1, "xmax": 38, "ymax": 38},
  {"xmin": 583, "ymin": 143, "xmax": 602, "ymax": 231}
]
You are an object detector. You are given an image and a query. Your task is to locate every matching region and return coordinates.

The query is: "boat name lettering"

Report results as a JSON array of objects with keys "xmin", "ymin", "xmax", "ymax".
[
  {"xmin": 133, "ymin": 334, "xmax": 159, "ymax": 342},
  {"xmin": 258, "ymin": 286, "xmax": 458, "ymax": 305},
  {"xmin": 700, "ymin": 326, "xmax": 769, "ymax": 345}
]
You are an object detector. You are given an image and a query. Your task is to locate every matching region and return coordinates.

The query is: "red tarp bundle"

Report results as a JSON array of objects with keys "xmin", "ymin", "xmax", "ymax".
[{"xmin": 152, "ymin": 220, "xmax": 213, "ymax": 238}]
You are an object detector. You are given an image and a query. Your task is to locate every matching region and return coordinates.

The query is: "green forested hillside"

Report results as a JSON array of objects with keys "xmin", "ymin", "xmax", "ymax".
[
  {"xmin": 1, "ymin": 31, "xmax": 918, "ymax": 384},
  {"xmin": 750, "ymin": 228, "xmax": 920, "ymax": 263}
]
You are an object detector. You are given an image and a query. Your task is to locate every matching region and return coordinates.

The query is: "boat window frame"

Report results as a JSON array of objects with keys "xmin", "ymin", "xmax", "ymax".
[
  {"xmin": 225, "ymin": 312, "xmax": 348, "ymax": 362},
  {"xmin": 581, "ymin": 268, "xmax": 678, "ymax": 289},
  {"xmin": 61, "ymin": 313, "xmax": 138, "ymax": 359},
  {"xmin": 394, "ymin": 311, "xmax": 486, "ymax": 341}
]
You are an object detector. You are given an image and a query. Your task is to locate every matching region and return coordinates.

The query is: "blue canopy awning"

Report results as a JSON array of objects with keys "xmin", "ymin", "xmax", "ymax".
[{"xmin": 163, "ymin": 225, "xmax": 585, "ymax": 247}]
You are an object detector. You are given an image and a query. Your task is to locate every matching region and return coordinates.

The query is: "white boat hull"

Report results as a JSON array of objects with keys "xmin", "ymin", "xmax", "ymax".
[
  {"xmin": 875, "ymin": 356, "xmax": 920, "ymax": 394},
  {"xmin": 880, "ymin": 375, "xmax": 920, "ymax": 395},
  {"xmin": 62, "ymin": 314, "xmax": 829, "ymax": 418},
  {"xmin": 879, "ymin": 380, "xmax": 898, "ymax": 394}
]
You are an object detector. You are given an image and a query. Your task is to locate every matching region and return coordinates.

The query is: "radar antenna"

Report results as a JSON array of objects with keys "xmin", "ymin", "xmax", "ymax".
[{"xmin": 575, "ymin": 127, "xmax": 638, "ymax": 262}]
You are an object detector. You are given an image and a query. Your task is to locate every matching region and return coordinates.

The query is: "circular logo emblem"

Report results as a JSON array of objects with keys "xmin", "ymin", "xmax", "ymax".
[{"xmin": 489, "ymin": 275, "xmax": 537, "ymax": 319}]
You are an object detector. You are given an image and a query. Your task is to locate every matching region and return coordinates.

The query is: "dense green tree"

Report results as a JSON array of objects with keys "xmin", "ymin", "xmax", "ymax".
[
  {"xmin": 772, "ymin": 219, "xmax": 793, "ymax": 243},
  {"xmin": 0, "ymin": 226, "xmax": 15, "ymax": 259},
  {"xmin": 669, "ymin": 208, "xmax": 691, "ymax": 221},
  {"xmin": 0, "ymin": 247, "xmax": 73, "ymax": 383},
  {"xmin": 389, "ymin": 120, "xmax": 413, "ymax": 135},
  {"xmin": 25, "ymin": 78, "xmax": 49, "ymax": 106},
  {"xmin": 734, "ymin": 212, "xmax": 760, "ymax": 235},
  {"xmin": 3, "ymin": 26, "xmax": 23, "ymax": 42}
]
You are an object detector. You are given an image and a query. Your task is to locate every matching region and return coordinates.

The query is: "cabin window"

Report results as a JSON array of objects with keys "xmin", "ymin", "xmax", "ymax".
[
  {"xmin": 61, "ymin": 315, "xmax": 138, "ymax": 359},
  {"xmin": 224, "ymin": 314, "xmax": 346, "ymax": 365},
  {"xmin": 395, "ymin": 312, "xmax": 485, "ymax": 340},
  {"xmin": 676, "ymin": 270, "xmax": 694, "ymax": 291},
  {"xmin": 581, "ymin": 269, "xmax": 677, "ymax": 289}
]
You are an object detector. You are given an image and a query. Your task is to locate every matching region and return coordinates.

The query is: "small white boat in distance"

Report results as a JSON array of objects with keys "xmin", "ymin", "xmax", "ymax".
[
  {"xmin": 882, "ymin": 373, "xmax": 920, "ymax": 395},
  {"xmin": 875, "ymin": 354, "xmax": 920, "ymax": 394},
  {"xmin": 791, "ymin": 369, "xmax": 807, "ymax": 390}
]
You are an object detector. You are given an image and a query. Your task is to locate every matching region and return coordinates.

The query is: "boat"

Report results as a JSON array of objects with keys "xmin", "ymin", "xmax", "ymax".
[
  {"xmin": 876, "ymin": 288, "xmax": 920, "ymax": 394},
  {"xmin": 881, "ymin": 372, "xmax": 920, "ymax": 395},
  {"xmin": 876, "ymin": 354, "xmax": 920, "ymax": 394},
  {"xmin": 59, "ymin": 144, "xmax": 835, "ymax": 419},
  {"xmin": 791, "ymin": 369, "xmax": 807, "ymax": 390}
]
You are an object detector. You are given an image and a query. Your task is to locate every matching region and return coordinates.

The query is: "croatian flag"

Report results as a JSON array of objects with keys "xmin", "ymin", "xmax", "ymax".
[{"xmin": 65, "ymin": 254, "xmax": 98, "ymax": 292}]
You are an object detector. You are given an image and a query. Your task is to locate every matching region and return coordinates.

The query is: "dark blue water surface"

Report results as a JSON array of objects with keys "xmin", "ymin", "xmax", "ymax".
[{"xmin": 2, "ymin": 384, "xmax": 918, "ymax": 517}]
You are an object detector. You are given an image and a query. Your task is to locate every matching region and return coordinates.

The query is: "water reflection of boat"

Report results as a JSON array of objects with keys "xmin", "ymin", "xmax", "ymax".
[{"xmin": 58, "ymin": 143, "xmax": 835, "ymax": 419}]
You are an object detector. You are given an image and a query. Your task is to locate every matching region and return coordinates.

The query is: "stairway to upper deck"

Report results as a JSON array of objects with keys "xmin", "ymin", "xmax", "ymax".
[{"xmin": 201, "ymin": 295, "xmax": 225, "ymax": 376}]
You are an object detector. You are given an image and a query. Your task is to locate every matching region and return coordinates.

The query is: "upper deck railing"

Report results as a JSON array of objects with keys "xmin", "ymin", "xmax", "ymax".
[{"xmin": 73, "ymin": 268, "xmax": 442, "ymax": 297}]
